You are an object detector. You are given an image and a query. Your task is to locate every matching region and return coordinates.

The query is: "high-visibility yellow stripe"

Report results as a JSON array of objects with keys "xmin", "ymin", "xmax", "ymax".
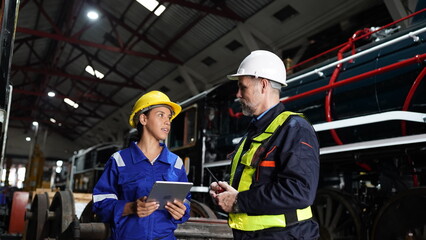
[{"xmin": 229, "ymin": 111, "xmax": 312, "ymax": 231}]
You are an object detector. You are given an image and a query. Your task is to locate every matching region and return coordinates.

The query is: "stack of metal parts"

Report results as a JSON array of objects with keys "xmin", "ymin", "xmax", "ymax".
[
  {"xmin": 24, "ymin": 190, "xmax": 232, "ymax": 240},
  {"xmin": 24, "ymin": 190, "xmax": 109, "ymax": 240}
]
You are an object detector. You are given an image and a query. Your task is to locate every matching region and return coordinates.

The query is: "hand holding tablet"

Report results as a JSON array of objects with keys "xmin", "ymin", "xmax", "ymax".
[{"xmin": 147, "ymin": 181, "xmax": 193, "ymax": 209}]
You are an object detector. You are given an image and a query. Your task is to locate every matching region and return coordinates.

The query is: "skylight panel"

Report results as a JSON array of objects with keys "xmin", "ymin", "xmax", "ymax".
[
  {"xmin": 85, "ymin": 65, "xmax": 105, "ymax": 79},
  {"xmin": 136, "ymin": 0, "xmax": 166, "ymax": 16}
]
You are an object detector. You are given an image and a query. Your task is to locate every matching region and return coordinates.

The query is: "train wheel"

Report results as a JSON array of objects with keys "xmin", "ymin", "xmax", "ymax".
[
  {"xmin": 24, "ymin": 192, "xmax": 49, "ymax": 240},
  {"xmin": 313, "ymin": 189, "xmax": 364, "ymax": 240},
  {"xmin": 79, "ymin": 200, "xmax": 102, "ymax": 223},
  {"xmin": 371, "ymin": 187, "xmax": 426, "ymax": 240},
  {"xmin": 190, "ymin": 199, "xmax": 217, "ymax": 218},
  {"xmin": 48, "ymin": 190, "xmax": 76, "ymax": 238}
]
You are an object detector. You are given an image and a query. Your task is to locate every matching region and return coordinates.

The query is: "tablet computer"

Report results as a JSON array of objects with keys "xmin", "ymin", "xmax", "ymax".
[{"xmin": 147, "ymin": 181, "xmax": 193, "ymax": 209}]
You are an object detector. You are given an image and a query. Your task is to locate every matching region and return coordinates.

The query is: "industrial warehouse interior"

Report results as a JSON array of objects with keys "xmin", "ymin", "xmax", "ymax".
[{"xmin": 1, "ymin": 0, "xmax": 426, "ymax": 239}]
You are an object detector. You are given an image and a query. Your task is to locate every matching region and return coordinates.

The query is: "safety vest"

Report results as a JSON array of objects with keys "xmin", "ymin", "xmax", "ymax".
[{"xmin": 229, "ymin": 111, "xmax": 313, "ymax": 231}]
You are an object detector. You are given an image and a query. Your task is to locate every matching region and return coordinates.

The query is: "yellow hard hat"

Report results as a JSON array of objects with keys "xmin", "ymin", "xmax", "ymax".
[{"xmin": 129, "ymin": 91, "xmax": 182, "ymax": 128}]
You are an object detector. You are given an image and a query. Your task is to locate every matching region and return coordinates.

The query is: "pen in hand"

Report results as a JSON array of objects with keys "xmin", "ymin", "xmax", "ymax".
[{"xmin": 206, "ymin": 167, "xmax": 224, "ymax": 193}]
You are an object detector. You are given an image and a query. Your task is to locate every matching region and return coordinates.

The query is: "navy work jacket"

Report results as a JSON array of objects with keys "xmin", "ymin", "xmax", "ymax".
[{"xmin": 233, "ymin": 102, "xmax": 320, "ymax": 239}]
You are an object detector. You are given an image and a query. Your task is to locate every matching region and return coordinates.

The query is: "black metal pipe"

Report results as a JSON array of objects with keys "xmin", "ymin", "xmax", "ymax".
[{"xmin": 0, "ymin": 0, "xmax": 20, "ymax": 108}]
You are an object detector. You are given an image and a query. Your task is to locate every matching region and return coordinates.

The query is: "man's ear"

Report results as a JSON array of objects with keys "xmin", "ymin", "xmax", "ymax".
[{"xmin": 260, "ymin": 78, "xmax": 269, "ymax": 93}]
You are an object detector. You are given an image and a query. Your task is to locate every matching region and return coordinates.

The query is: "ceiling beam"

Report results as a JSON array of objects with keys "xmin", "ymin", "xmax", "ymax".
[
  {"xmin": 98, "ymin": 6, "xmax": 183, "ymax": 64},
  {"xmin": 12, "ymin": 65, "xmax": 139, "ymax": 89},
  {"xmin": 72, "ymin": 45, "xmax": 144, "ymax": 90},
  {"xmin": 16, "ymin": 27, "xmax": 181, "ymax": 64},
  {"xmin": 162, "ymin": 0, "xmax": 243, "ymax": 21},
  {"xmin": 12, "ymin": 89, "xmax": 119, "ymax": 106},
  {"xmin": 12, "ymin": 105, "xmax": 103, "ymax": 119}
]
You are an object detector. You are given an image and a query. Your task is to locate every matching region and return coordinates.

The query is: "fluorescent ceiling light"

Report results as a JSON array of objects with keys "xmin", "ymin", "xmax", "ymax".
[
  {"xmin": 32, "ymin": 121, "xmax": 39, "ymax": 127},
  {"xmin": 87, "ymin": 11, "xmax": 99, "ymax": 20},
  {"xmin": 50, "ymin": 118, "xmax": 57, "ymax": 123},
  {"xmin": 48, "ymin": 91, "xmax": 55, "ymax": 97},
  {"xmin": 26, "ymin": 137, "xmax": 31, "ymax": 142},
  {"xmin": 85, "ymin": 65, "xmax": 104, "ymax": 79},
  {"xmin": 64, "ymin": 98, "xmax": 79, "ymax": 109},
  {"xmin": 154, "ymin": 5, "xmax": 166, "ymax": 16},
  {"xmin": 136, "ymin": 0, "xmax": 166, "ymax": 16}
]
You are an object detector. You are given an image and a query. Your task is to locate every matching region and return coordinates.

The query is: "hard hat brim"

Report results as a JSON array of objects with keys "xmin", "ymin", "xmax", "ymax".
[
  {"xmin": 227, "ymin": 73, "xmax": 288, "ymax": 87},
  {"xmin": 227, "ymin": 73, "xmax": 247, "ymax": 80},
  {"xmin": 129, "ymin": 101, "xmax": 182, "ymax": 128}
]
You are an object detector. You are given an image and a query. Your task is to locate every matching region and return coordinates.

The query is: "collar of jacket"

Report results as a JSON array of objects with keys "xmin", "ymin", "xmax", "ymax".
[
  {"xmin": 129, "ymin": 141, "xmax": 174, "ymax": 165},
  {"xmin": 250, "ymin": 102, "xmax": 285, "ymax": 135}
]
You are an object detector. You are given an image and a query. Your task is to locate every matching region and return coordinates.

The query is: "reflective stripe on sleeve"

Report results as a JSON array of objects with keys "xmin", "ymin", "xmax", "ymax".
[
  {"xmin": 93, "ymin": 194, "xmax": 118, "ymax": 203},
  {"xmin": 112, "ymin": 152, "xmax": 125, "ymax": 167},
  {"xmin": 174, "ymin": 156, "xmax": 183, "ymax": 169}
]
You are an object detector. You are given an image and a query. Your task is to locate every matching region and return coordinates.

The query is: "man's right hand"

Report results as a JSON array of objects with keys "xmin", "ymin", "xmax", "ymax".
[
  {"xmin": 209, "ymin": 181, "xmax": 225, "ymax": 199},
  {"xmin": 211, "ymin": 181, "xmax": 238, "ymax": 213}
]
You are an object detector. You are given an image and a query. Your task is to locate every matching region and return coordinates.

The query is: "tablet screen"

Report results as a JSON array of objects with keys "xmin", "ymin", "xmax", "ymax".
[{"xmin": 147, "ymin": 181, "xmax": 193, "ymax": 209}]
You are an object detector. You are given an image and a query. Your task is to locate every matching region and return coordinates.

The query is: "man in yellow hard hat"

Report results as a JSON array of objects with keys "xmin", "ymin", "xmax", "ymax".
[{"xmin": 93, "ymin": 90, "xmax": 190, "ymax": 240}]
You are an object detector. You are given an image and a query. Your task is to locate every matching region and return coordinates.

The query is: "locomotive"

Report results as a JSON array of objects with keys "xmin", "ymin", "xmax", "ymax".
[
  {"xmin": 64, "ymin": 8, "xmax": 426, "ymax": 240},
  {"xmin": 167, "ymin": 9, "xmax": 426, "ymax": 240}
]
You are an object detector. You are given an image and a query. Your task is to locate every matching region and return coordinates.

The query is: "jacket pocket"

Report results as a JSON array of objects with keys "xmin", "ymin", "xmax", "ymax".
[
  {"xmin": 255, "ymin": 146, "xmax": 278, "ymax": 182},
  {"xmin": 118, "ymin": 172, "xmax": 148, "ymax": 198},
  {"xmin": 162, "ymin": 170, "xmax": 179, "ymax": 182}
]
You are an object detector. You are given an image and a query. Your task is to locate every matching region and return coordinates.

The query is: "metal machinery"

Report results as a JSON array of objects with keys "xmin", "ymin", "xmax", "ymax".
[
  {"xmin": 23, "ymin": 8, "xmax": 426, "ymax": 240},
  {"xmin": 69, "ymin": 143, "xmax": 121, "ymax": 193},
  {"xmin": 168, "ymin": 9, "xmax": 426, "ymax": 240},
  {"xmin": 23, "ymin": 141, "xmax": 232, "ymax": 239},
  {"xmin": 24, "ymin": 190, "xmax": 232, "ymax": 240},
  {"xmin": 24, "ymin": 190, "xmax": 110, "ymax": 240},
  {"xmin": 0, "ymin": 0, "xmax": 25, "ymax": 238}
]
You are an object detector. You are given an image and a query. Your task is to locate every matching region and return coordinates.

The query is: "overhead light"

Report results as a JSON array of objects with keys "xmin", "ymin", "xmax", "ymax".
[
  {"xmin": 32, "ymin": 121, "xmax": 39, "ymax": 127},
  {"xmin": 26, "ymin": 137, "xmax": 31, "ymax": 142},
  {"xmin": 58, "ymin": 123, "xmax": 62, "ymax": 127},
  {"xmin": 87, "ymin": 11, "xmax": 99, "ymax": 20},
  {"xmin": 50, "ymin": 118, "xmax": 57, "ymax": 123},
  {"xmin": 154, "ymin": 5, "xmax": 166, "ymax": 16},
  {"xmin": 85, "ymin": 65, "xmax": 104, "ymax": 79},
  {"xmin": 136, "ymin": 0, "xmax": 166, "ymax": 16},
  {"xmin": 48, "ymin": 91, "xmax": 56, "ymax": 97},
  {"xmin": 64, "ymin": 98, "xmax": 79, "ymax": 109}
]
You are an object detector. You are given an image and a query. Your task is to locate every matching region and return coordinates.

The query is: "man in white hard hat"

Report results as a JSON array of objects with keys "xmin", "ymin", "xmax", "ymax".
[{"xmin": 210, "ymin": 50, "xmax": 320, "ymax": 239}]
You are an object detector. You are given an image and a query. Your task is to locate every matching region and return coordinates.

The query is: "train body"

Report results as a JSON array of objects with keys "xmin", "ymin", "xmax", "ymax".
[
  {"xmin": 67, "ymin": 10, "xmax": 426, "ymax": 240},
  {"xmin": 168, "ymin": 12, "xmax": 426, "ymax": 239}
]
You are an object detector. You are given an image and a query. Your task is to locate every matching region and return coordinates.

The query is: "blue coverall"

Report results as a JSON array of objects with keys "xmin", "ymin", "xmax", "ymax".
[{"xmin": 92, "ymin": 142, "xmax": 191, "ymax": 240}]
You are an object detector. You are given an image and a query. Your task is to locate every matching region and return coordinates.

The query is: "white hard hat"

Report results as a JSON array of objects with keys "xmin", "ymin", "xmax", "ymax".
[{"xmin": 227, "ymin": 50, "xmax": 287, "ymax": 87}]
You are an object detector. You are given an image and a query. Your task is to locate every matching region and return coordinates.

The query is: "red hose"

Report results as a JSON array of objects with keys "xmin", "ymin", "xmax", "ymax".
[
  {"xmin": 401, "ymin": 67, "xmax": 426, "ymax": 135},
  {"xmin": 282, "ymin": 54, "xmax": 426, "ymax": 103},
  {"xmin": 325, "ymin": 29, "xmax": 370, "ymax": 145},
  {"xmin": 400, "ymin": 67, "xmax": 426, "ymax": 187},
  {"xmin": 288, "ymin": 8, "xmax": 426, "ymax": 71}
]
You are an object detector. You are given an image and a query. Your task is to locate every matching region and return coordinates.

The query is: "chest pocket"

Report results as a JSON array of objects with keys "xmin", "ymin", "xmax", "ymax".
[
  {"xmin": 162, "ymin": 169, "xmax": 179, "ymax": 181},
  {"xmin": 118, "ymin": 171, "xmax": 148, "ymax": 199},
  {"xmin": 161, "ymin": 156, "xmax": 182, "ymax": 181}
]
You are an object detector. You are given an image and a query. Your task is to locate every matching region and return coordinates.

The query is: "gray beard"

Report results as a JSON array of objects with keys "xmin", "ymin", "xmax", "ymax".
[{"xmin": 240, "ymin": 101, "xmax": 254, "ymax": 116}]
